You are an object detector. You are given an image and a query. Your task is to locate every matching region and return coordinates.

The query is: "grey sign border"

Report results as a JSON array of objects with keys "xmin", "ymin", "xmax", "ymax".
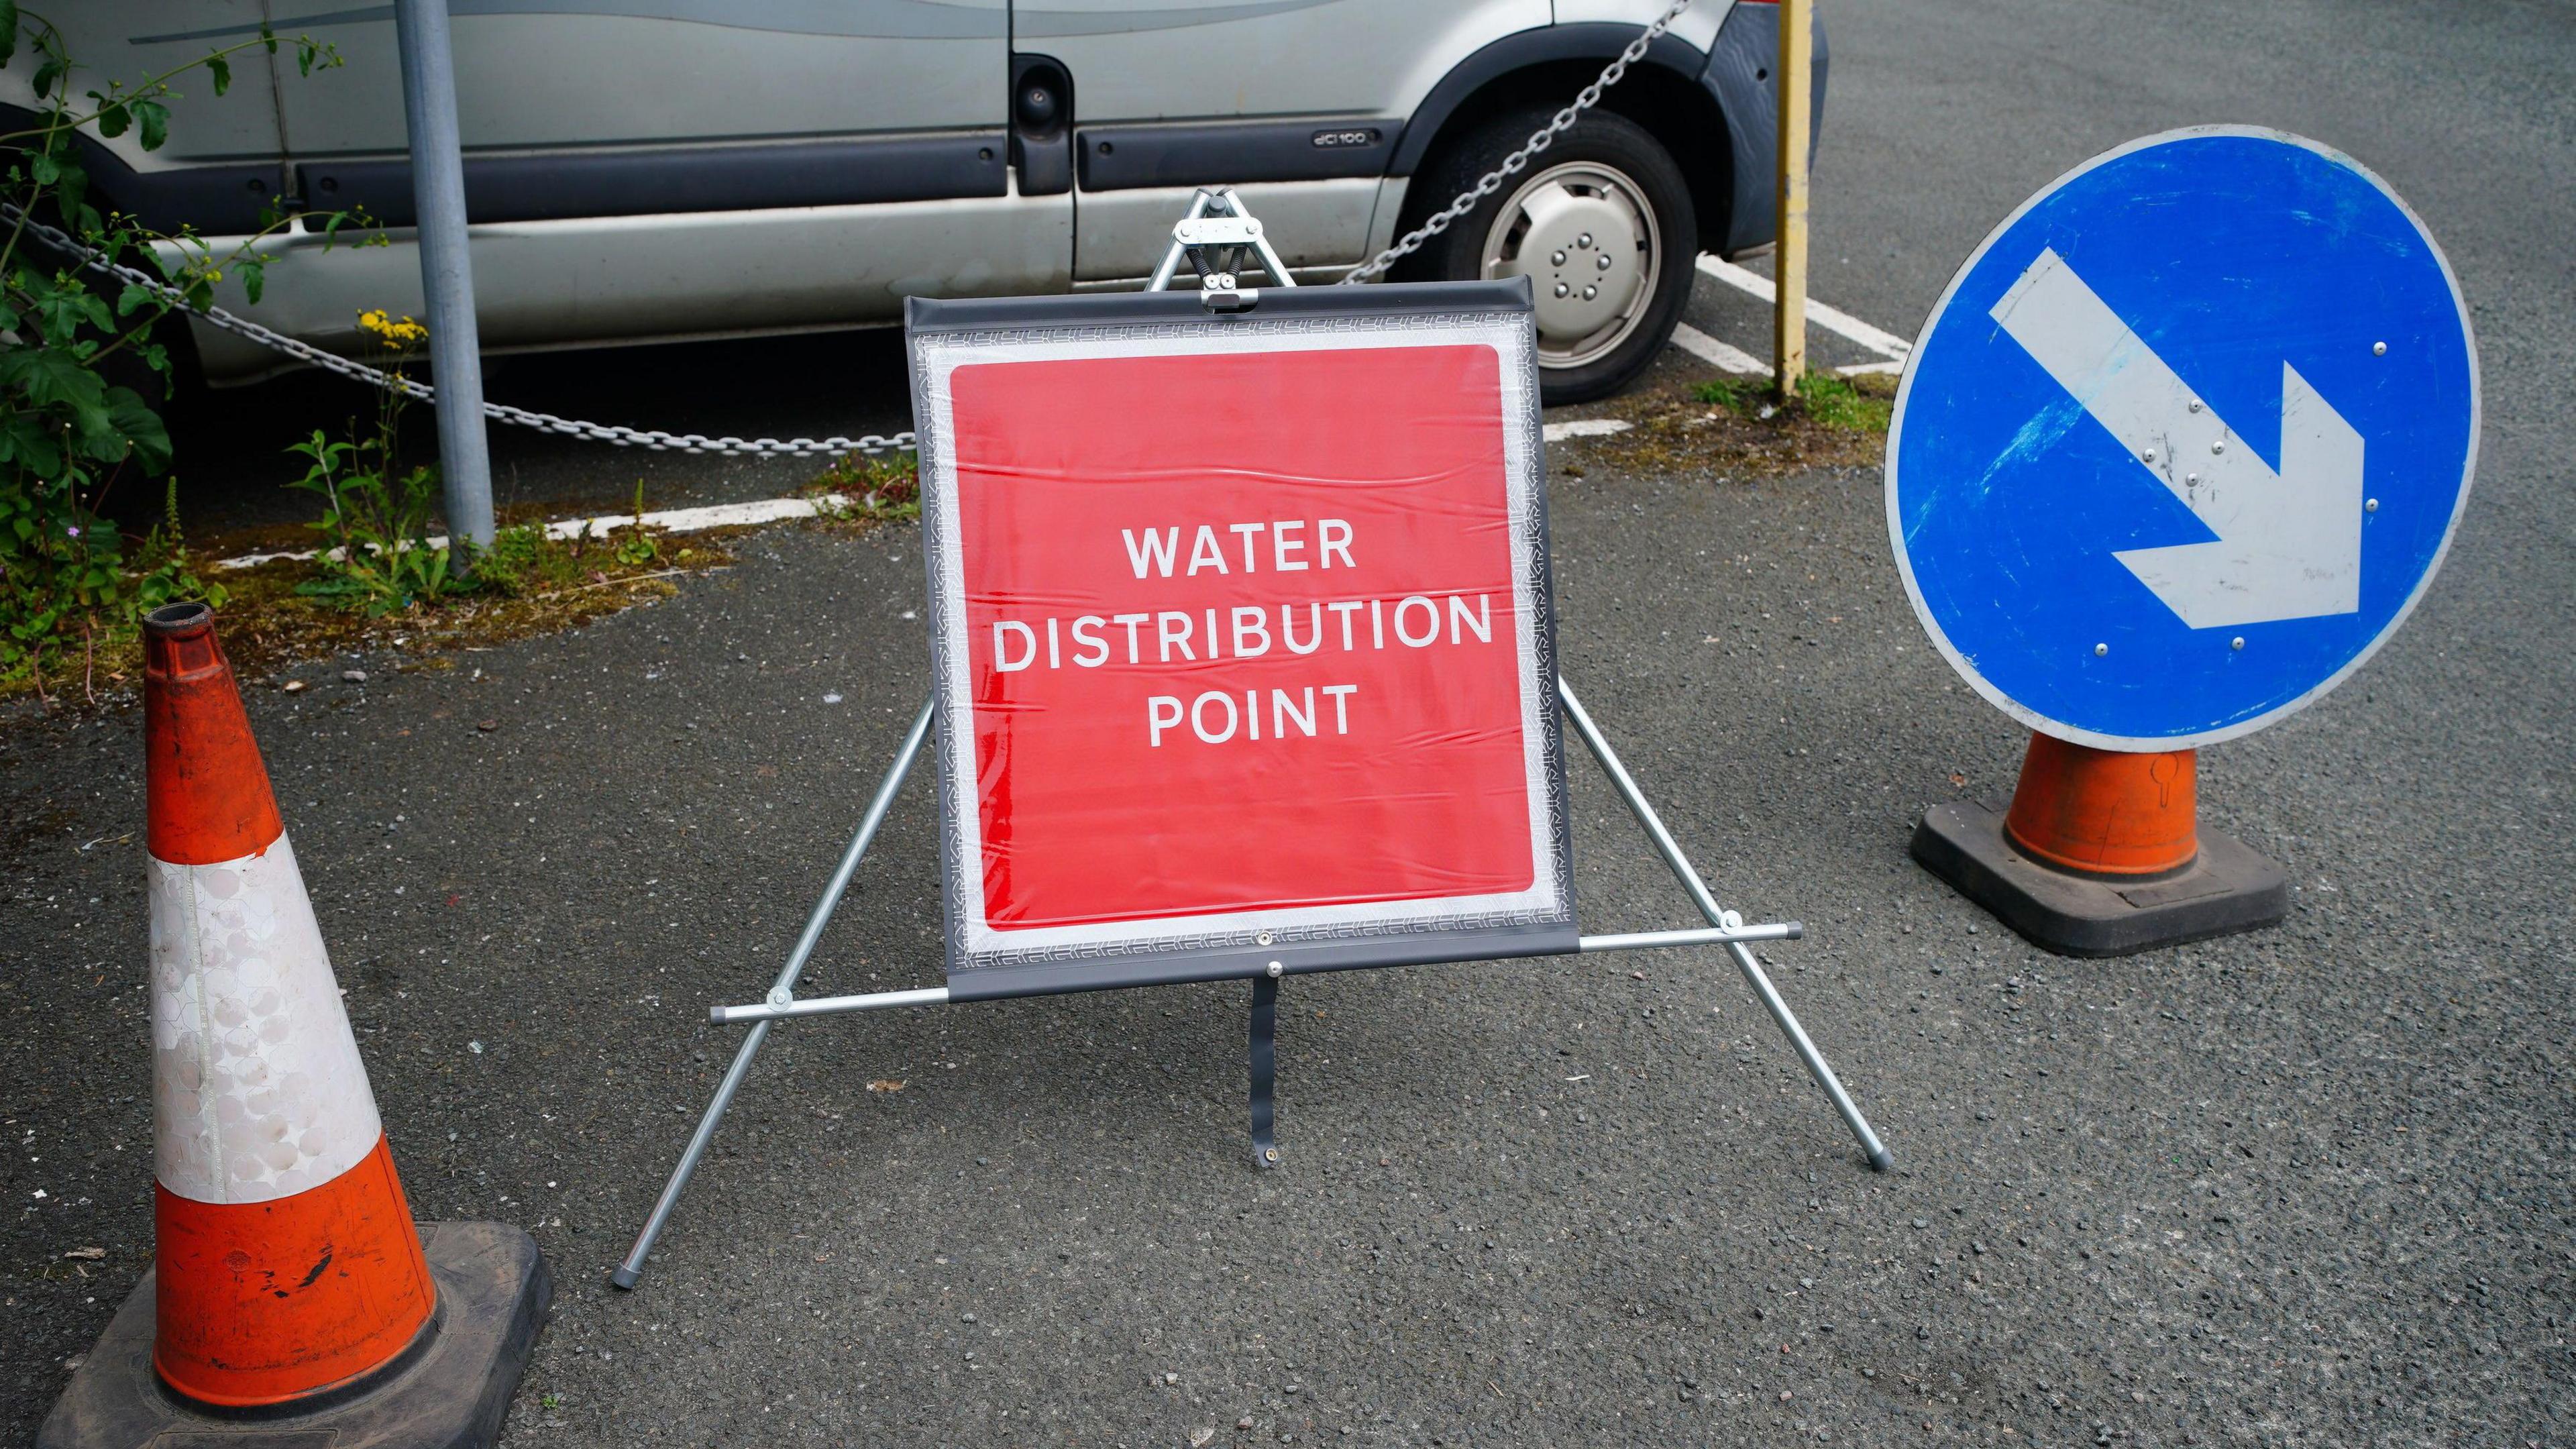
[{"xmin": 905, "ymin": 280, "xmax": 1579, "ymax": 1002}]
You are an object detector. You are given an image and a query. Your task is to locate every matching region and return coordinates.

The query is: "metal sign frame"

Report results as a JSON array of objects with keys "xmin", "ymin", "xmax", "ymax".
[
  {"xmin": 910, "ymin": 284, "xmax": 1579, "ymax": 1000},
  {"xmin": 611, "ymin": 191, "xmax": 1891, "ymax": 1290}
]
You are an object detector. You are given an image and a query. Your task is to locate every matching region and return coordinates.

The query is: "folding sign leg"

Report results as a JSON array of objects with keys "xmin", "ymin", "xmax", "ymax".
[
  {"xmin": 1249, "ymin": 971, "xmax": 1282, "ymax": 1169},
  {"xmin": 612, "ymin": 699, "xmax": 938, "ymax": 1289},
  {"xmin": 1556, "ymin": 679, "xmax": 1894, "ymax": 1171}
]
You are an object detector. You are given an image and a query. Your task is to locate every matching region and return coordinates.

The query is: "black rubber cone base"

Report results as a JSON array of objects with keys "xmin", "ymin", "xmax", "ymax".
[
  {"xmin": 38, "ymin": 1222, "xmax": 551, "ymax": 1449},
  {"xmin": 1911, "ymin": 800, "xmax": 2287, "ymax": 957}
]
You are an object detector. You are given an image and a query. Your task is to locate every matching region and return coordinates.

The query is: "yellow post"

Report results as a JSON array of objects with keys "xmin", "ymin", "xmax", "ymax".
[{"xmin": 1773, "ymin": 0, "xmax": 1812, "ymax": 397}]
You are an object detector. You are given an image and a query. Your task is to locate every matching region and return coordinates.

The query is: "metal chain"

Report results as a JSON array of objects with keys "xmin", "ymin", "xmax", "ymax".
[
  {"xmin": 10, "ymin": 1, "xmax": 1686, "ymax": 440},
  {"xmin": 5, "ymin": 203, "xmax": 916, "ymax": 457},
  {"xmin": 1339, "ymin": 0, "xmax": 1695, "ymax": 284}
]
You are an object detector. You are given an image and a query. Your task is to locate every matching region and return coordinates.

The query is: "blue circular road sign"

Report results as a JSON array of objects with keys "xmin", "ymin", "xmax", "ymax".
[{"xmin": 1886, "ymin": 127, "xmax": 2478, "ymax": 750}]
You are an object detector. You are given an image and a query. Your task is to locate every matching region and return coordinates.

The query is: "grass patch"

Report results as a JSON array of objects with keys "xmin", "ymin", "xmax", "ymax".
[
  {"xmin": 2, "ymin": 447, "xmax": 929, "ymax": 715},
  {"xmin": 804, "ymin": 449, "xmax": 921, "ymax": 526},
  {"xmin": 202, "ymin": 521, "xmax": 727, "ymax": 689},
  {"xmin": 1691, "ymin": 376, "xmax": 1768, "ymax": 418},
  {"xmin": 1568, "ymin": 369, "xmax": 1898, "ymax": 479},
  {"xmin": 2, "ymin": 519, "xmax": 727, "ymax": 712},
  {"xmin": 1789, "ymin": 371, "xmax": 1894, "ymax": 431},
  {"xmin": 1692, "ymin": 372, "xmax": 1892, "ymax": 431}
]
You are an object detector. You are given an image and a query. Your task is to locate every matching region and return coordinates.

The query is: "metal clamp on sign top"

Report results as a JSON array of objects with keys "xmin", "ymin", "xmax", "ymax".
[{"xmin": 1147, "ymin": 186, "xmax": 1300, "ymax": 310}]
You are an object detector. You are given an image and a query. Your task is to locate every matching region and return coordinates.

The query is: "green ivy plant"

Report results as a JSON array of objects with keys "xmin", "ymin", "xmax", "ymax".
[{"xmin": 0, "ymin": 5, "xmax": 358, "ymax": 699}]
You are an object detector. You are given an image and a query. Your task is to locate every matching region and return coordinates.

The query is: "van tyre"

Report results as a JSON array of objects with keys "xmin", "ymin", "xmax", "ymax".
[{"xmin": 1397, "ymin": 107, "xmax": 1697, "ymax": 406}]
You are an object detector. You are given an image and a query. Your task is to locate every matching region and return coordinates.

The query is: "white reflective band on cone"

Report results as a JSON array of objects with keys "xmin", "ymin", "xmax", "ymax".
[{"xmin": 148, "ymin": 832, "xmax": 384, "ymax": 1204}]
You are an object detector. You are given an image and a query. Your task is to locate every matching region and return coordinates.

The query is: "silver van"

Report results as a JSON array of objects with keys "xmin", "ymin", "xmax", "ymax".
[{"xmin": 42, "ymin": 1, "xmax": 1822, "ymax": 405}]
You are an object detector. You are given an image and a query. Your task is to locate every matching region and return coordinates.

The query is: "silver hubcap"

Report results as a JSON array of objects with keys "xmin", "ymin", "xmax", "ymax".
[{"xmin": 1481, "ymin": 161, "xmax": 1660, "ymax": 370}]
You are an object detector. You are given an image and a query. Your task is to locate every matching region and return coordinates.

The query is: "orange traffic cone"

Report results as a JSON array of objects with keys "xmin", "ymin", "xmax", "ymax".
[
  {"xmin": 1911, "ymin": 729, "xmax": 2286, "ymax": 957},
  {"xmin": 2000, "ymin": 732, "xmax": 2200, "ymax": 878},
  {"xmin": 42, "ymin": 603, "xmax": 549, "ymax": 1449},
  {"xmin": 141, "ymin": 600, "xmax": 436, "ymax": 1403}
]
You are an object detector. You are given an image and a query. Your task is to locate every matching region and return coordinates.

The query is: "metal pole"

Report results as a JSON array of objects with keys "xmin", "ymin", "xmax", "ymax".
[
  {"xmin": 755, "ymin": 698, "xmax": 936, "ymax": 1008},
  {"xmin": 1146, "ymin": 189, "xmax": 1220, "ymax": 292},
  {"xmin": 712, "ymin": 925, "xmax": 1808, "ymax": 1025},
  {"xmin": 612, "ymin": 699, "xmax": 936, "ymax": 1288},
  {"xmin": 1772, "ymin": 0, "xmax": 1812, "ymax": 396},
  {"xmin": 391, "ymin": 0, "xmax": 494, "ymax": 551},
  {"xmin": 1576, "ymin": 923, "xmax": 1799, "ymax": 953},
  {"xmin": 712, "ymin": 985, "xmax": 949, "ymax": 1025},
  {"xmin": 610, "ymin": 1015, "xmax": 770, "ymax": 1291},
  {"xmin": 1219, "ymin": 188, "xmax": 1300, "ymax": 287},
  {"xmin": 1557, "ymin": 678, "xmax": 1892, "ymax": 1171}
]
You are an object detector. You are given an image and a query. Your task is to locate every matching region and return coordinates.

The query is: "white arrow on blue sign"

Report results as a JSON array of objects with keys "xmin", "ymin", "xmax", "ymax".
[{"xmin": 1886, "ymin": 127, "xmax": 2478, "ymax": 750}]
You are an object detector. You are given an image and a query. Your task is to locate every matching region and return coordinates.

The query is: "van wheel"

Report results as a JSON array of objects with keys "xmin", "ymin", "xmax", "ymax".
[{"xmin": 1397, "ymin": 107, "xmax": 1697, "ymax": 406}]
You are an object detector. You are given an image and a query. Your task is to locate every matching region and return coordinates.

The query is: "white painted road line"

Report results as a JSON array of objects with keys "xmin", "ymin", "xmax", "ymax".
[
  {"xmin": 1668, "ymin": 323, "xmax": 1768, "ymax": 374},
  {"xmin": 1695, "ymin": 254, "xmax": 1915, "ymax": 362},
  {"xmin": 215, "ymin": 545, "xmax": 341, "ymax": 570},
  {"xmin": 219, "ymin": 494, "xmax": 863, "ymax": 570},
  {"xmin": 1542, "ymin": 419, "xmax": 1636, "ymax": 441},
  {"xmin": 541, "ymin": 495, "xmax": 836, "ymax": 541}
]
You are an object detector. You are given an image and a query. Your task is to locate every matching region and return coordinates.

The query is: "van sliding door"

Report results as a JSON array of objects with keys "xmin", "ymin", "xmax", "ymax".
[{"xmin": 207, "ymin": 0, "xmax": 1067, "ymax": 366}]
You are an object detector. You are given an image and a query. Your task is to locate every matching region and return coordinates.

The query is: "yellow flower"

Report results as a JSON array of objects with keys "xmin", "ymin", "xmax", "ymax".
[{"xmin": 356, "ymin": 309, "xmax": 429, "ymax": 345}]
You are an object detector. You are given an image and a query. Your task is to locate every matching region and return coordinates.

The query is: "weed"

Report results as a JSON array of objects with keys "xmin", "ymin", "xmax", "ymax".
[
  {"xmin": 283, "ymin": 428, "xmax": 457, "ymax": 615},
  {"xmin": 158, "ymin": 524, "xmax": 725, "ymax": 698},
  {"xmin": 1579, "ymin": 372, "xmax": 1896, "ymax": 478},
  {"xmin": 1691, "ymin": 372, "xmax": 1888, "ymax": 431},
  {"xmin": 282, "ymin": 303, "xmax": 478, "ymax": 614},
  {"xmin": 468, "ymin": 523, "xmax": 567, "ymax": 598},
  {"xmin": 1693, "ymin": 376, "xmax": 1765, "ymax": 417},
  {"xmin": 612, "ymin": 480, "xmax": 661, "ymax": 567},
  {"xmin": 807, "ymin": 449, "xmax": 920, "ymax": 523},
  {"xmin": 471, "ymin": 506, "xmax": 696, "ymax": 600},
  {"xmin": 1792, "ymin": 371, "xmax": 1893, "ymax": 431}
]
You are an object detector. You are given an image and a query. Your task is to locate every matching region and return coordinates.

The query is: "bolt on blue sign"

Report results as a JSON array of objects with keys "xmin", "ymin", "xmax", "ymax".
[{"xmin": 1886, "ymin": 127, "xmax": 2479, "ymax": 750}]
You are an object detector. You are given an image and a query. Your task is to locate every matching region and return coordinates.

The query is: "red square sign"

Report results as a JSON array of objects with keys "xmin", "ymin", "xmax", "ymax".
[{"xmin": 911, "ymin": 288, "xmax": 1574, "ymax": 998}]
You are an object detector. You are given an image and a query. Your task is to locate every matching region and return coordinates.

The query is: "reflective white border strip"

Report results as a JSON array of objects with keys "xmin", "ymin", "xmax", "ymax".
[
  {"xmin": 150, "ymin": 833, "xmax": 384, "ymax": 1205},
  {"xmin": 916, "ymin": 319, "xmax": 1566, "ymax": 957}
]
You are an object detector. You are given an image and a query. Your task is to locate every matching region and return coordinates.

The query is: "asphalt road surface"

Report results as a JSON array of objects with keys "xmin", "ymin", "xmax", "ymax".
[{"xmin": 7, "ymin": 1, "xmax": 2571, "ymax": 1445}]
